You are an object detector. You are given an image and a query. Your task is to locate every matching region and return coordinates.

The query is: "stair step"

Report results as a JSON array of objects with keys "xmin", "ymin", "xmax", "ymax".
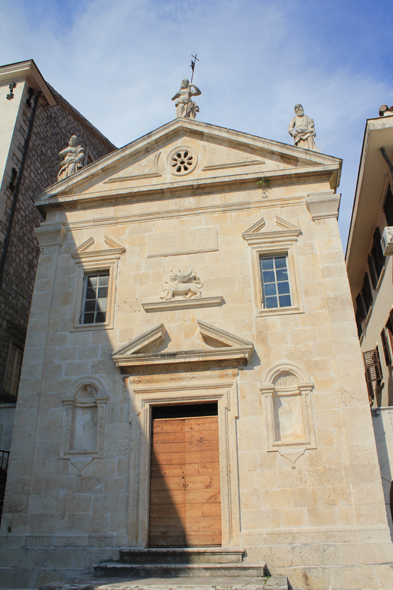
[
  {"xmin": 93, "ymin": 563, "xmax": 267, "ymax": 579},
  {"xmin": 41, "ymin": 575, "xmax": 289, "ymax": 590},
  {"xmin": 120, "ymin": 548, "xmax": 245, "ymax": 564}
]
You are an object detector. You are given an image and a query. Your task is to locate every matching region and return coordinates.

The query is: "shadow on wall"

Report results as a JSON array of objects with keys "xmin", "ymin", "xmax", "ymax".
[
  {"xmin": 0, "ymin": 221, "xmax": 224, "ymax": 586},
  {"xmin": 371, "ymin": 407, "xmax": 393, "ymax": 541}
]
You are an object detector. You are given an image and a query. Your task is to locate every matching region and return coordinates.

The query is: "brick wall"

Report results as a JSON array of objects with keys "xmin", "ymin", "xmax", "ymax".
[{"xmin": 0, "ymin": 84, "xmax": 115, "ymax": 394}]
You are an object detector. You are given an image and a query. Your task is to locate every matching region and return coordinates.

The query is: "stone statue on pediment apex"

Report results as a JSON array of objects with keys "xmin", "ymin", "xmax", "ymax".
[
  {"xmin": 58, "ymin": 135, "xmax": 85, "ymax": 181},
  {"xmin": 172, "ymin": 79, "xmax": 201, "ymax": 119},
  {"xmin": 288, "ymin": 104, "xmax": 319, "ymax": 151},
  {"xmin": 160, "ymin": 269, "xmax": 203, "ymax": 300}
]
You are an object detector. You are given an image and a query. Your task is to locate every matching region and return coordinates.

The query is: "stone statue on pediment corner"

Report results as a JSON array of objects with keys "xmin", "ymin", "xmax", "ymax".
[
  {"xmin": 288, "ymin": 104, "xmax": 319, "ymax": 152},
  {"xmin": 58, "ymin": 135, "xmax": 85, "ymax": 181}
]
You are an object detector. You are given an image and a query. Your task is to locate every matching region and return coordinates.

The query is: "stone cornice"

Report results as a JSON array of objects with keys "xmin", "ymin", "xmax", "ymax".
[
  {"xmin": 61, "ymin": 196, "xmax": 307, "ymax": 231},
  {"xmin": 32, "ymin": 118, "xmax": 342, "ymax": 211},
  {"xmin": 306, "ymin": 192, "xmax": 341, "ymax": 220},
  {"xmin": 0, "ymin": 59, "xmax": 57, "ymax": 107},
  {"xmin": 141, "ymin": 296, "xmax": 224, "ymax": 313},
  {"xmin": 34, "ymin": 165, "xmax": 338, "ymax": 211},
  {"xmin": 111, "ymin": 320, "xmax": 254, "ymax": 372},
  {"xmin": 34, "ymin": 222, "xmax": 66, "ymax": 248}
]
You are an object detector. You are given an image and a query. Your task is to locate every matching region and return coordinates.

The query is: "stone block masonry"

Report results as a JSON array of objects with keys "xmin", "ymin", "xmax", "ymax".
[{"xmin": 0, "ymin": 75, "xmax": 115, "ymax": 399}]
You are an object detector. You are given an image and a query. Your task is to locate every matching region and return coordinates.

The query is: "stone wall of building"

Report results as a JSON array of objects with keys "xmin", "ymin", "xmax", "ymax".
[
  {"xmin": 1, "ymin": 121, "xmax": 392, "ymax": 589},
  {"xmin": 0, "ymin": 83, "xmax": 115, "ymax": 396}
]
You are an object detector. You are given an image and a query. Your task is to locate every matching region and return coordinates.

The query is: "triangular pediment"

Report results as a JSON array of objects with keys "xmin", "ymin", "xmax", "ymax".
[
  {"xmin": 243, "ymin": 215, "xmax": 301, "ymax": 246},
  {"xmin": 71, "ymin": 235, "xmax": 125, "ymax": 260},
  {"xmin": 34, "ymin": 118, "xmax": 341, "ymax": 209},
  {"xmin": 111, "ymin": 320, "xmax": 254, "ymax": 371}
]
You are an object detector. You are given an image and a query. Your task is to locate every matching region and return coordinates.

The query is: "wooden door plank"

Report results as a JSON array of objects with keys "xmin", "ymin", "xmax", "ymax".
[
  {"xmin": 185, "ymin": 532, "xmax": 222, "ymax": 546},
  {"xmin": 185, "ymin": 417, "xmax": 218, "ymax": 431},
  {"xmin": 185, "ymin": 439, "xmax": 220, "ymax": 452},
  {"xmin": 152, "ymin": 421, "xmax": 186, "ymax": 433},
  {"xmin": 183, "ymin": 450, "xmax": 219, "ymax": 464},
  {"xmin": 152, "ymin": 442, "xmax": 186, "ymax": 454},
  {"xmin": 149, "ymin": 415, "xmax": 221, "ymax": 548},
  {"xmin": 152, "ymin": 432, "xmax": 186, "ymax": 444}
]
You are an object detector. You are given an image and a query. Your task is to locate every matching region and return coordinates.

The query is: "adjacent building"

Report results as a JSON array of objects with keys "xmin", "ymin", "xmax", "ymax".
[
  {"xmin": 1, "ymin": 114, "xmax": 392, "ymax": 589},
  {"xmin": 346, "ymin": 105, "xmax": 393, "ymax": 533},
  {"xmin": 0, "ymin": 59, "xmax": 115, "ymax": 519}
]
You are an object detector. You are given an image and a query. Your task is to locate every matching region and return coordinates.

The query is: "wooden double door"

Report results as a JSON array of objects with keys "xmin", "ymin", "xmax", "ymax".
[{"xmin": 149, "ymin": 410, "xmax": 222, "ymax": 547}]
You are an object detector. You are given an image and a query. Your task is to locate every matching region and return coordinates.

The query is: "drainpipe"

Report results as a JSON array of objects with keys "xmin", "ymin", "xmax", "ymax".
[{"xmin": 0, "ymin": 89, "xmax": 42, "ymax": 290}]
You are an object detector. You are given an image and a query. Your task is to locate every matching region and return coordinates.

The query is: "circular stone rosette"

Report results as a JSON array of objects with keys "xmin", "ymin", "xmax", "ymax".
[{"xmin": 167, "ymin": 146, "xmax": 198, "ymax": 176}]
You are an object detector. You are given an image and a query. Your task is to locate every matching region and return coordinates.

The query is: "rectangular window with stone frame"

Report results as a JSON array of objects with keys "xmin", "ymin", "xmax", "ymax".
[
  {"xmin": 260, "ymin": 255, "xmax": 292, "ymax": 309},
  {"xmin": 80, "ymin": 271, "xmax": 110, "ymax": 325}
]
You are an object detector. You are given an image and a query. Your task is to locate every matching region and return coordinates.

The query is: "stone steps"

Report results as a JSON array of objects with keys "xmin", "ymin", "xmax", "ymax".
[
  {"xmin": 119, "ymin": 548, "xmax": 245, "ymax": 564},
  {"xmin": 93, "ymin": 563, "xmax": 267, "ymax": 579},
  {"xmin": 41, "ymin": 575, "xmax": 290, "ymax": 590}
]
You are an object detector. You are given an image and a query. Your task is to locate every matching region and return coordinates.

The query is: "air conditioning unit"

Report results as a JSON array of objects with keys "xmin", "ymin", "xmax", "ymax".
[{"xmin": 381, "ymin": 226, "xmax": 393, "ymax": 256}]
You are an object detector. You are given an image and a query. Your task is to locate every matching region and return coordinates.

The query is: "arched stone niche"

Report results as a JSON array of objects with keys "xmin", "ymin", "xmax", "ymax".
[
  {"xmin": 260, "ymin": 362, "xmax": 316, "ymax": 468},
  {"xmin": 60, "ymin": 376, "xmax": 109, "ymax": 472}
]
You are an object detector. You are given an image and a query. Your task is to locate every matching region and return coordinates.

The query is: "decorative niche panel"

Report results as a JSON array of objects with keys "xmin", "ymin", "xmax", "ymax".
[
  {"xmin": 260, "ymin": 362, "xmax": 316, "ymax": 468},
  {"xmin": 60, "ymin": 376, "xmax": 109, "ymax": 472}
]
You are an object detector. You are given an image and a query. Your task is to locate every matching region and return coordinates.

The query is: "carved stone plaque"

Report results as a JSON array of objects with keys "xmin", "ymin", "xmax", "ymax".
[{"xmin": 147, "ymin": 226, "xmax": 218, "ymax": 258}]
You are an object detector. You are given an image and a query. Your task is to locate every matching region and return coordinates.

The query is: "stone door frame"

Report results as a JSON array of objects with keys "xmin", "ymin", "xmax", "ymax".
[{"xmin": 126, "ymin": 379, "xmax": 240, "ymax": 547}]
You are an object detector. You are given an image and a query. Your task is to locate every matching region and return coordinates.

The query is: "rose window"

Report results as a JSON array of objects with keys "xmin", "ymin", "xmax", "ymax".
[{"xmin": 168, "ymin": 147, "xmax": 197, "ymax": 175}]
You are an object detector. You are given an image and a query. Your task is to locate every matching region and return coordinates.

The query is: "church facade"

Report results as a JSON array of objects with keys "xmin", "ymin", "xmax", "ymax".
[{"xmin": 1, "ymin": 117, "xmax": 392, "ymax": 589}]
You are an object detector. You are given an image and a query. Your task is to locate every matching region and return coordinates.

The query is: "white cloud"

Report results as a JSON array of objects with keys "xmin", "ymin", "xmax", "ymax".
[{"xmin": 1, "ymin": 0, "xmax": 392, "ymax": 245}]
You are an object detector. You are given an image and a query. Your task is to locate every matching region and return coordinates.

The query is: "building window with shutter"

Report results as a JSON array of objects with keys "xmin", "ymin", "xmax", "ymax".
[
  {"xmin": 368, "ymin": 227, "xmax": 385, "ymax": 288},
  {"xmin": 361, "ymin": 273, "xmax": 373, "ymax": 316},
  {"xmin": 363, "ymin": 347, "xmax": 382, "ymax": 405},
  {"xmin": 384, "ymin": 186, "xmax": 393, "ymax": 227},
  {"xmin": 380, "ymin": 310, "xmax": 393, "ymax": 366},
  {"xmin": 355, "ymin": 293, "xmax": 366, "ymax": 339}
]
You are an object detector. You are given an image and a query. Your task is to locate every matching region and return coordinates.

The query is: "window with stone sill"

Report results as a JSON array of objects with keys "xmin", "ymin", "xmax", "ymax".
[
  {"xmin": 253, "ymin": 246, "xmax": 302, "ymax": 315},
  {"xmin": 260, "ymin": 255, "xmax": 292, "ymax": 309},
  {"xmin": 71, "ymin": 235, "xmax": 125, "ymax": 332},
  {"xmin": 242, "ymin": 215, "xmax": 303, "ymax": 316},
  {"xmin": 72, "ymin": 261, "xmax": 117, "ymax": 331},
  {"xmin": 80, "ymin": 271, "xmax": 109, "ymax": 325}
]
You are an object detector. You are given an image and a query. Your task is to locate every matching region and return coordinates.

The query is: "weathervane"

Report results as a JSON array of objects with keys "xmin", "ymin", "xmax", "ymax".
[{"xmin": 171, "ymin": 53, "xmax": 201, "ymax": 120}]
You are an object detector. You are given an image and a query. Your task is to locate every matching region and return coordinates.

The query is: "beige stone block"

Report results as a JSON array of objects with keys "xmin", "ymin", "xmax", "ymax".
[
  {"xmin": 281, "ymin": 508, "xmax": 307, "ymax": 527},
  {"xmin": 77, "ymin": 345, "xmax": 100, "ymax": 361},
  {"xmin": 293, "ymin": 487, "xmax": 321, "ymax": 508},
  {"xmin": 307, "ymin": 506, "xmax": 338, "ymax": 526},
  {"xmin": 330, "ymin": 564, "xmax": 382, "ymax": 590},
  {"xmin": 291, "ymin": 542, "xmax": 339, "ymax": 566},
  {"xmin": 242, "ymin": 508, "xmax": 281, "ymax": 530},
  {"xmin": 304, "ymin": 295, "xmax": 327, "ymax": 312},
  {"xmin": 355, "ymin": 503, "xmax": 387, "ymax": 525},
  {"xmin": 322, "ymin": 485, "xmax": 352, "ymax": 506}
]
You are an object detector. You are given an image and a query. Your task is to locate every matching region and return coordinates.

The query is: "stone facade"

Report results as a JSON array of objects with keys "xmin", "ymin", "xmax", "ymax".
[
  {"xmin": 1, "ymin": 117, "xmax": 393, "ymax": 590},
  {"xmin": 0, "ymin": 60, "xmax": 115, "ymax": 431}
]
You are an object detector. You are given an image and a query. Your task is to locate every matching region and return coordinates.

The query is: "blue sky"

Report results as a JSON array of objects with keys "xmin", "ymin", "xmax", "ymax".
[{"xmin": 1, "ymin": 0, "xmax": 393, "ymax": 247}]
